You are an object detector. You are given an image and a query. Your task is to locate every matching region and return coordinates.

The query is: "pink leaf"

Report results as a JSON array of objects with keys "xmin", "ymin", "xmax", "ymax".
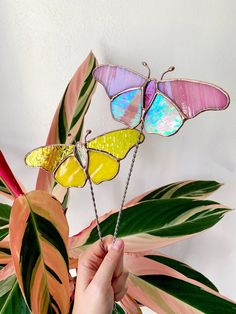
[
  {"xmin": 36, "ymin": 51, "xmax": 98, "ymax": 200},
  {"xmin": 124, "ymin": 253, "xmax": 235, "ymax": 313},
  {"xmin": 121, "ymin": 293, "xmax": 142, "ymax": 314},
  {"xmin": 0, "ymin": 235, "xmax": 11, "ymax": 265},
  {"xmin": 127, "ymin": 275, "xmax": 197, "ymax": 314},
  {"xmin": 0, "ymin": 260, "xmax": 15, "ymax": 281},
  {"xmin": 0, "ymin": 151, "xmax": 24, "ymax": 199}
]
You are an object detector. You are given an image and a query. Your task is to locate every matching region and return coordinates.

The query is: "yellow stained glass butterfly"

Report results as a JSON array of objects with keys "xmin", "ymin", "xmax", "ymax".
[{"xmin": 25, "ymin": 129, "xmax": 144, "ymax": 188}]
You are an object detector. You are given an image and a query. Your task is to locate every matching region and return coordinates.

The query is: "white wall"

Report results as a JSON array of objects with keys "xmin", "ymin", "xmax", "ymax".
[{"xmin": 0, "ymin": 1, "xmax": 236, "ymax": 313}]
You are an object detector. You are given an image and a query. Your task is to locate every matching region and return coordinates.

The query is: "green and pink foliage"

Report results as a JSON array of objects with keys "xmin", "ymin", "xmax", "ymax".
[{"xmin": 0, "ymin": 53, "xmax": 235, "ymax": 314}]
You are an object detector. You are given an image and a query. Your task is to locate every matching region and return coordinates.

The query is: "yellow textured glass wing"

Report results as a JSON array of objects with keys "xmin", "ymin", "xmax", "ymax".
[
  {"xmin": 86, "ymin": 129, "xmax": 145, "ymax": 160},
  {"xmin": 88, "ymin": 151, "xmax": 119, "ymax": 184},
  {"xmin": 54, "ymin": 156, "xmax": 87, "ymax": 187},
  {"xmin": 25, "ymin": 145, "xmax": 74, "ymax": 172}
]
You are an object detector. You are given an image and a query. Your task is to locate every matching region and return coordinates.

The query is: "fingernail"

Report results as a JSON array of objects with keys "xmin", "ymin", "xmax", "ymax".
[{"xmin": 112, "ymin": 239, "xmax": 124, "ymax": 251}]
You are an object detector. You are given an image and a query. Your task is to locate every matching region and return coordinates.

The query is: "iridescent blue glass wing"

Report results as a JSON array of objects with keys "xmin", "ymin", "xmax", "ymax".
[
  {"xmin": 144, "ymin": 93, "xmax": 183, "ymax": 136},
  {"xmin": 111, "ymin": 89, "xmax": 142, "ymax": 128}
]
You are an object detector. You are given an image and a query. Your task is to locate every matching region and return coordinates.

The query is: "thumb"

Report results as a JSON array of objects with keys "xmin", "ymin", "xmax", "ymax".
[{"xmin": 93, "ymin": 239, "xmax": 124, "ymax": 287}]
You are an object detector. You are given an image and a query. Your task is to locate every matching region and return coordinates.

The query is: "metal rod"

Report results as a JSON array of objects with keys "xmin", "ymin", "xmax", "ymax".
[
  {"xmin": 112, "ymin": 122, "xmax": 144, "ymax": 244},
  {"xmin": 88, "ymin": 177, "xmax": 104, "ymax": 249}
]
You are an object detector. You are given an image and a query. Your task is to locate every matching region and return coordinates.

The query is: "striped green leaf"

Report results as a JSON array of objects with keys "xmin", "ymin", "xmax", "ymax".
[
  {"xmin": 0, "ymin": 275, "xmax": 30, "ymax": 314},
  {"xmin": 0, "ymin": 181, "xmax": 12, "ymax": 200},
  {"xmin": 126, "ymin": 180, "xmax": 222, "ymax": 206},
  {"xmin": 0, "ymin": 151, "xmax": 24, "ymax": 199},
  {"xmin": 145, "ymin": 254, "xmax": 218, "ymax": 292},
  {"xmin": 125, "ymin": 253, "xmax": 236, "ymax": 313},
  {"xmin": 9, "ymin": 190, "xmax": 70, "ymax": 314},
  {"xmin": 120, "ymin": 294, "xmax": 142, "ymax": 314},
  {"xmin": 0, "ymin": 241, "xmax": 11, "ymax": 266},
  {"xmin": 135, "ymin": 274, "xmax": 236, "ymax": 313},
  {"xmin": 0, "ymin": 204, "xmax": 11, "ymax": 242},
  {"xmin": 82, "ymin": 198, "xmax": 231, "ymax": 252},
  {"xmin": 36, "ymin": 52, "xmax": 98, "ymax": 208},
  {"xmin": 113, "ymin": 303, "xmax": 125, "ymax": 313}
]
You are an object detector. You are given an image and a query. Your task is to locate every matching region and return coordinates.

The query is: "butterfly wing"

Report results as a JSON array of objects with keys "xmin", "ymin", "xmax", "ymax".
[
  {"xmin": 54, "ymin": 155, "xmax": 87, "ymax": 187},
  {"xmin": 93, "ymin": 65, "xmax": 146, "ymax": 97},
  {"xmin": 25, "ymin": 145, "xmax": 74, "ymax": 172},
  {"xmin": 93, "ymin": 65, "xmax": 147, "ymax": 128},
  {"xmin": 86, "ymin": 129, "xmax": 145, "ymax": 160},
  {"xmin": 158, "ymin": 79, "xmax": 230, "ymax": 118},
  {"xmin": 86, "ymin": 129, "xmax": 145, "ymax": 184},
  {"xmin": 87, "ymin": 151, "xmax": 119, "ymax": 185},
  {"xmin": 111, "ymin": 88, "xmax": 143, "ymax": 128},
  {"xmin": 144, "ymin": 93, "xmax": 184, "ymax": 136}
]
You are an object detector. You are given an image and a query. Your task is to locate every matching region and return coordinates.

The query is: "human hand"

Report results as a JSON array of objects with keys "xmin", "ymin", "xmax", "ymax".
[{"xmin": 72, "ymin": 235, "xmax": 128, "ymax": 314}]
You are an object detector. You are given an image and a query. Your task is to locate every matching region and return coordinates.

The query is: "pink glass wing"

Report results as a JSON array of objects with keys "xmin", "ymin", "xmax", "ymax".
[
  {"xmin": 158, "ymin": 80, "xmax": 230, "ymax": 119},
  {"xmin": 111, "ymin": 89, "xmax": 142, "ymax": 128},
  {"xmin": 144, "ymin": 93, "xmax": 183, "ymax": 136},
  {"xmin": 144, "ymin": 80, "xmax": 156, "ymax": 109},
  {"xmin": 93, "ymin": 65, "xmax": 146, "ymax": 97}
]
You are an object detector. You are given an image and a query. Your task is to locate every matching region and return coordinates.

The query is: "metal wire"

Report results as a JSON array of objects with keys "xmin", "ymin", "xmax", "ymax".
[
  {"xmin": 112, "ymin": 122, "xmax": 144, "ymax": 244},
  {"xmin": 88, "ymin": 124, "xmax": 144, "ymax": 314},
  {"xmin": 88, "ymin": 177, "xmax": 105, "ymax": 249}
]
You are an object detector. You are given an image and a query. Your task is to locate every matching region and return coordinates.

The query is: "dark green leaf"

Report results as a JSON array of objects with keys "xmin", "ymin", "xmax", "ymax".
[
  {"xmin": 139, "ymin": 275, "xmax": 236, "ymax": 314},
  {"xmin": 112, "ymin": 303, "xmax": 125, "ymax": 314},
  {"xmin": 0, "ymin": 204, "xmax": 11, "ymax": 241},
  {"xmin": 0, "ymin": 229, "xmax": 8, "ymax": 242},
  {"xmin": 85, "ymin": 198, "xmax": 230, "ymax": 244},
  {"xmin": 0, "ymin": 204, "xmax": 11, "ymax": 227},
  {"xmin": 146, "ymin": 255, "xmax": 218, "ymax": 291},
  {"xmin": 0, "ymin": 275, "xmax": 30, "ymax": 314},
  {"xmin": 0, "ymin": 182, "xmax": 12, "ymax": 199},
  {"xmin": 140, "ymin": 180, "xmax": 222, "ymax": 202}
]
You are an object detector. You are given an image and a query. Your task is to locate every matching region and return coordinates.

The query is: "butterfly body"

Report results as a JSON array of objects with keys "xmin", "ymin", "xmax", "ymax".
[
  {"xmin": 74, "ymin": 143, "xmax": 88, "ymax": 169},
  {"xmin": 25, "ymin": 129, "xmax": 145, "ymax": 188},
  {"xmin": 93, "ymin": 64, "xmax": 230, "ymax": 136}
]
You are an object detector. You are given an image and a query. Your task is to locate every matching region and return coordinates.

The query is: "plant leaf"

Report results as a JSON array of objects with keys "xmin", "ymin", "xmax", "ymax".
[
  {"xmin": 0, "ymin": 181, "xmax": 13, "ymax": 201},
  {"xmin": 124, "ymin": 254, "xmax": 236, "ymax": 313},
  {"xmin": 81, "ymin": 198, "xmax": 231, "ymax": 253},
  {"xmin": 113, "ymin": 303, "xmax": 126, "ymax": 314},
  {"xmin": 0, "ymin": 275, "xmax": 30, "ymax": 314},
  {"xmin": 0, "ymin": 151, "xmax": 24, "ymax": 199},
  {"xmin": 0, "ymin": 204, "xmax": 11, "ymax": 242},
  {"xmin": 124, "ymin": 253, "xmax": 219, "ymax": 293},
  {"xmin": 130, "ymin": 274, "xmax": 236, "ymax": 314},
  {"xmin": 121, "ymin": 293, "xmax": 142, "ymax": 314},
  {"xmin": 0, "ymin": 238, "xmax": 11, "ymax": 265},
  {"xmin": 9, "ymin": 190, "xmax": 70, "ymax": 314},
  {"xmin": 126, "ymin": 180, "xmax": 222, "ymax": 206},
  {"xmin": 0, "ymin": 229, "xmax": 9, "ymax": 243},
  {"xmin": 0, "ymin": 262, "xmax": 15, "ymax": 281},
  {"xmin": 36, "ymin": 52, "xmax": 98, "ymax": 207},
  {"xmin": 145, "ymin": 254, "xmax": 218, "ymax": 292}
]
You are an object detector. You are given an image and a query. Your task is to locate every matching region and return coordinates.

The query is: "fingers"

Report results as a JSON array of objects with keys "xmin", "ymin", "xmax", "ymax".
[
  {"xmin": 93, "ymin": 239, "xmax": 124, "ymax": 287},
  {"xmin": 112, "ymin": 271, "xmax": 129, "ymax": 301},
  {"xmin": 111, "ymin": 240, "xmax": 124, "ymax": 279},
  {"xmin": 114, "ymin": 286, "xmax": 128, "ymax": 301},
  {"xmin": 77, "ymin": 235, "xmax": 113, "ymax": 290}
]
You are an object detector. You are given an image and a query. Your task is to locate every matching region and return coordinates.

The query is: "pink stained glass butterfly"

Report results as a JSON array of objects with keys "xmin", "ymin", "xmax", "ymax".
[{"xmin": 93, "ymin": 63, "xmax": 230, "ymax": 136}]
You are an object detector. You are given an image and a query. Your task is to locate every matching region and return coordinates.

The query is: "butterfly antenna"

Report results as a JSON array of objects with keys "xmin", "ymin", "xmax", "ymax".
[
  {"xmin": 68, "ymin": 133, "xmax": 77, "ymax": 144},
  {"xmin": 161, "ymin": 66, "xmax": 175, "ymax": 80},
  {"xmin": 85, "ymin": 129, "xmax": 92, "ymax": 143},
  {"xmin": 142, "ymin": 61, "xmax": 151, "ymax": 79}
]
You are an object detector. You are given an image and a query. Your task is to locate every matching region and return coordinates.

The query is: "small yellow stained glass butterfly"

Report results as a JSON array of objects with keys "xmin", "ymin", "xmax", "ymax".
[{"xmin": 25, "ymin": 129, "xmax": 144, "ymax": 188}]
